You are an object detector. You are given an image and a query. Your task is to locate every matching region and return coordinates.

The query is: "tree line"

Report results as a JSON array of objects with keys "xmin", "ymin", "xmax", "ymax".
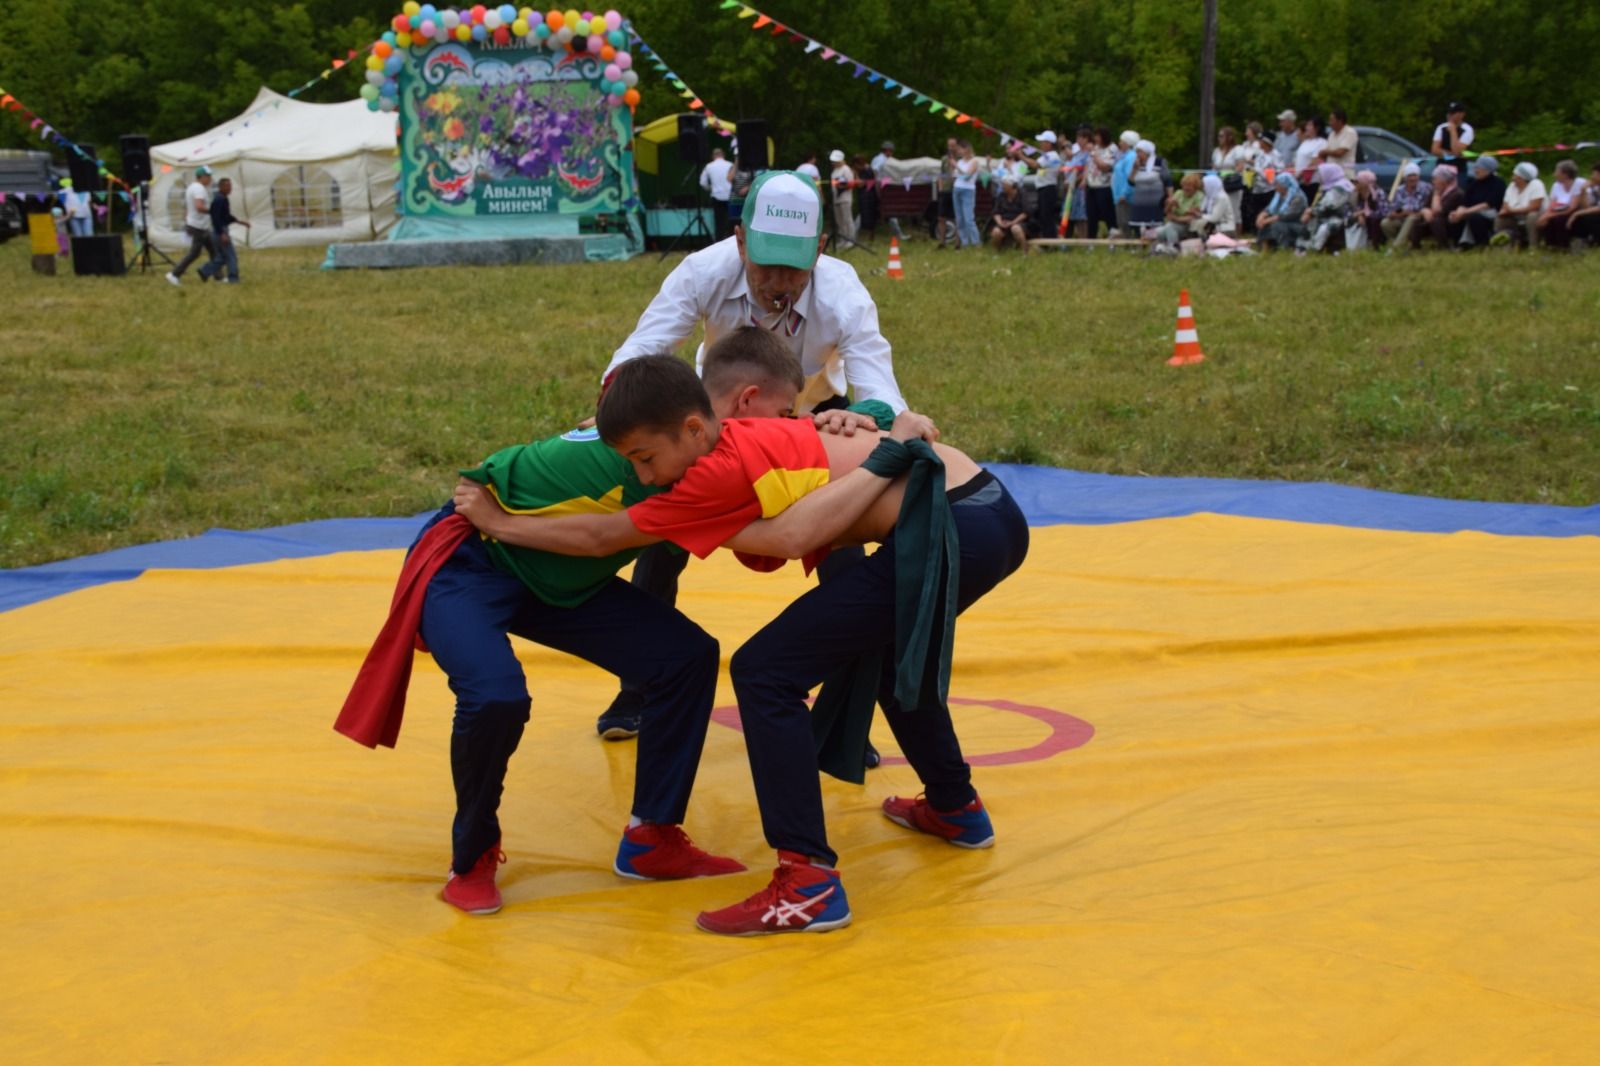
[{"xmin": 3, "ymin": 0, "xmax": 1595, "ymax": 174}]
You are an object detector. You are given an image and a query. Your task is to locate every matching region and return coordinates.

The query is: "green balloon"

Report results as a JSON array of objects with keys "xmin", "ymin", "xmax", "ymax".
[{"xmin": 360, "ymin": 83, "xmax": 379, "ymax": 101}]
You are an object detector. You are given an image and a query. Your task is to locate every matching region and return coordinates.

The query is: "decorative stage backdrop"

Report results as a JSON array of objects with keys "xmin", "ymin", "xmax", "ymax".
[{"xmin": 375, "ymin": 8, "xmax": 644, "ymax": 256}]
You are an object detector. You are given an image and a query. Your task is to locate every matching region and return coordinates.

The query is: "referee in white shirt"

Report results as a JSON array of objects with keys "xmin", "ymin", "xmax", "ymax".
[
  {"xmin": 595, "ymin": 170, "xmax": 909, "ymax": 740},
  {"xmin": 699, "ymin": 148, "xmax": 735, "ymax": 240}
]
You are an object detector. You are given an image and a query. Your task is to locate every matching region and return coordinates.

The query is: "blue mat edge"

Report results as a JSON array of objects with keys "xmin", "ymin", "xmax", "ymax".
[{"xmin": 4, "ymin": 465, "xmax": 1596, "ymax": 613}]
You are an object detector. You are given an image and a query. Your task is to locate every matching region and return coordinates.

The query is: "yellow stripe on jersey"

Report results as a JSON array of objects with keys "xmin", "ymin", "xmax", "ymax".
[
  {"xmin": 486, "ymin": 482, "xmax": 626, "ymax": 516},
  {"xmin": 751, "ymin": 466, "xmax": 830, "ymax": 519}
]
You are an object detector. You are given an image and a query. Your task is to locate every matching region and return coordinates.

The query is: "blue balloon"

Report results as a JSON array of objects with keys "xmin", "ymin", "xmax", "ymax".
[
  {"xmin": 471, "ymin": 23, "xmax": 487, "ymax": 41},
  {"xmin": 384, "ymin": 54, "xmax": 403, "ymax": 75},
  {"xmin": 498, "ymin": 4, "xmax": 516, "ymax": 22},
  {"xmin": 380, "ymin": 79, "xmax": 399, "ymax": 97},
  {"xmin": 419, "ymin": 4, "xmax": 437, "ymax": 19}
]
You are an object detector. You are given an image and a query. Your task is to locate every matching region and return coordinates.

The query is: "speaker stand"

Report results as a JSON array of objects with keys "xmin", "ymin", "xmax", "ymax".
[
  {"xmin": 658, "ymin": 169, "xmax": 715, "ymax": 261},
  {"xmin": 131, "ymin": 184, "xmax": 174, "ymax": 274}
]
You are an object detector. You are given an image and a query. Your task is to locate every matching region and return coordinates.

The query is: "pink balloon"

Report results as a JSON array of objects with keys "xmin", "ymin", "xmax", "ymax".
[
  {"xmin": 615, "ymin": 51, "xmax": 631, "ymax": 70},
  {"xmin": 604, "ymin": 10, "xmax": 622, "ymax": 31},
  {"xmin": 587, "ymin": 33, "xmax": 604, "ymax": 53},
  {"xmin": 603, "ymin": 63, "xmax": 621, "ymax": 81},
  {"xmin": 607, "ymin": 93, "xmax": 624, "ymax": 107}
]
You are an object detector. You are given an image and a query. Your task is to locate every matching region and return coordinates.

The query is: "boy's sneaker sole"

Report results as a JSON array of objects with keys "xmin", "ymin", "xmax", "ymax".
[{"xmin": 882, "ymin": 808, "xmax": 995, "ymax": 848}]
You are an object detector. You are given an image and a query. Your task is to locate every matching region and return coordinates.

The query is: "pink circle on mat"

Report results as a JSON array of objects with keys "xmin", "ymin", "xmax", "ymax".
[{"xmin": 709, "ymin": 696, "xmax": 1093, "ymax": 767}]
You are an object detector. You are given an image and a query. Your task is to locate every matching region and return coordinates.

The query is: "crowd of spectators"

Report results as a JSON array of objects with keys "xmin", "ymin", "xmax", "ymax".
[{"xmin": 805, "ymin": 102, "xmax": 1598, "ymax": 257}]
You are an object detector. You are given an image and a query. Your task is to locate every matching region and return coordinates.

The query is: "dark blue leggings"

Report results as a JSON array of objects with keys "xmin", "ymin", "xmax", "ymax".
[
  {"xmin": 730, "ymin": 473, "xmax": 1030, "ymax": 865},
  {"xmin": 415, "ymin": 510, "xmax": 719, "ymax": 873}
]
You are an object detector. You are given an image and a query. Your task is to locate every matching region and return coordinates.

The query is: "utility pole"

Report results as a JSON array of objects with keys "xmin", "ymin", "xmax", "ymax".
[{"xmin": 1199, "ymin": 0, "xmax": 1217, "ymax": 168}]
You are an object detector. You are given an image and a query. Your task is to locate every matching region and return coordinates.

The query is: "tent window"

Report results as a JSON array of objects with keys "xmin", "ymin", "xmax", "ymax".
[
  {"xmin": 167, "ymin": 181, "xmax": 189, "ymax": 230},
  {"xmin": 269, "ymin": 166, "xmax": 343, "ymax": 229}
]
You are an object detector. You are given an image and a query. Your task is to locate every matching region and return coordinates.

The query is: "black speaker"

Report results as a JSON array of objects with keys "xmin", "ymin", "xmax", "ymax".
[
  {"xmin": 67, "ymin": 145, "xmax": 104, "ymax": 193},
  {"xmin": 735, "ymin": 120, "xmax": 768, "ymax": 170},
  {"xmin": 676, "ymin": 114, "xmax": 706, "ymax": 165},
  {"xmin": 119, "ymin": 134, "xmax": 152, "ymax": 185},
  {"xmin": 71, "ymin": 234, "xmax": 126, "ymax": 276}
]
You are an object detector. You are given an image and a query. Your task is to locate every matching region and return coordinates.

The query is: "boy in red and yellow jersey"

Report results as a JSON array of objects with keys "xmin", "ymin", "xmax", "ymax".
[{"xmin": 452, "ymin": 333, "xmax": 1030, "ymax": 935}]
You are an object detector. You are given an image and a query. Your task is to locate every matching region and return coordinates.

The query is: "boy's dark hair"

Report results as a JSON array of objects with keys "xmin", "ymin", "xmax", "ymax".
[
  {"xmin": 701, "ymin": 325, "xmax": 804, "ymax": 400},
  {"xmin": 597, "ymin": 354, "xmax": 712, "ymax": 444}
]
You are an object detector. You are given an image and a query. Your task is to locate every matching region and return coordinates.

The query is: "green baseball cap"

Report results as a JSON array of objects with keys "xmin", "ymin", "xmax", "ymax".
[
  {"xmin": 196, "ymin": 166, "xmax": 212, "ymax": 176},
  {"xmin": 739, "ymin": 171, "xmax": 824, "ymax": 270}
]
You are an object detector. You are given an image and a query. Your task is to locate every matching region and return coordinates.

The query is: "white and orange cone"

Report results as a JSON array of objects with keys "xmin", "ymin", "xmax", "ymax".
[
  {"xmin": 1167, "ymin": 289, "xmax": 1205, "ymax": 366},
  {"xmin": 886, "ymin": 237, "xmax": 905, "ymax": 280}
]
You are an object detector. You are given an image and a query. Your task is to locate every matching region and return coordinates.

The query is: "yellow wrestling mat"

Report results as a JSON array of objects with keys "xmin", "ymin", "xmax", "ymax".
[{"xmin": 4, "ymin": 513, "xmax": 1600, "ymax": 1062}]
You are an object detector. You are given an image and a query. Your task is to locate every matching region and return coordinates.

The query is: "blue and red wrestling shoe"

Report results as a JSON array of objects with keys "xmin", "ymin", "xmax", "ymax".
[
  {"xmin": 614, "ymin": 823, "xmax": 747, "ymax": 880},
  {"xmin": 695, "ymin": 851, "xmax": 852, "ymax": 936},
  {"xmin": 881, "ymin": 793, "xmax": 995, "ymax": 848},
  {"xmin": 442, "ymin": 841, "xmax": 506, "ymax": 915}
]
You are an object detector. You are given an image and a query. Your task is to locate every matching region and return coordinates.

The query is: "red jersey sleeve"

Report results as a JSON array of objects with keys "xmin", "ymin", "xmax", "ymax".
[{"xmin": 627, "ymin": 445, "xmax": 761, "ymax": 558}]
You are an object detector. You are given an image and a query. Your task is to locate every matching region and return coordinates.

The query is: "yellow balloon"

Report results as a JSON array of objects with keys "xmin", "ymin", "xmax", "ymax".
[
  {"xmin": 403, "ymin": 1, "xmax": 421, "ymax": 15},
  {"xmin": 564, "ymin": 9, "xmax": 581, "ymax": 32},
  {"xmin": 512, "ymin": 18, "xmax": 528, "ymax": 35},
  {"xmin": 396, "ymin": 31, "xmax": 413, "ymax": 47},
  {"xmin": 365, "ymin": 53, "xmax": 384, "ymax": 71},
  {"xmin": 455, "ymin": 23, "xmax": 472, "ymax": 41}
]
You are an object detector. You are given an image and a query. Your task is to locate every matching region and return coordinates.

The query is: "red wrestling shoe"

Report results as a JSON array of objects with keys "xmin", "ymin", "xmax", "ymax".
[
  {"xmin": 442, "ymin": 841, "xmax": 506, "ymax": 915},
  {"xmin": 881, "ymin": 793, "xmax": 995, "ymax": 848},
  {"xmin": 614, "ymin": 823, "xmax": 747, "ymax": 880},
  {"xmin": 695, "ymin": 851, "xmax": 852, "ymax": 936}
]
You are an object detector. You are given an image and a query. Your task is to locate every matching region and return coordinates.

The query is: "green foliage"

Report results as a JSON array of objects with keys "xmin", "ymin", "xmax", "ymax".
[{"xmin": 1, "ymin": 0, "xmax": 1594, "ymax": 171}]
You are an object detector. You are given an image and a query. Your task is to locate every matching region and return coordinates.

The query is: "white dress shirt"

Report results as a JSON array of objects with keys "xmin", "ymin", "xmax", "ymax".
[
  {"xmin": 606, "ymin": 236, "xmax": 907, "ymax": 413},
  {"xmin": 700, "ymin": 158, "xmax": 734, "ymax": 202}
]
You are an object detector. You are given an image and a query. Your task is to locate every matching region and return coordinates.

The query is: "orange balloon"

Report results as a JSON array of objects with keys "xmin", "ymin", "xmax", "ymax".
[
  {"xmin": 373, "ymin": 41, "xmax": 393, "ymax": 58},
  {"xmin": 599, "ymin": 45, "xmax": 615, "ymax": 60},
  {"xmin": 546, "ymin": 10, "xmax": 564, "ymax": 30},
  {"xmin": 623, "ymin": 88, "xmax": 640, "ymax": 106}
]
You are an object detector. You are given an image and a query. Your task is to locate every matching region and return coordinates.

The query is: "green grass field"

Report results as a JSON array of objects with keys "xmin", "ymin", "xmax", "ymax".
[{"xmin": 3, "ymin": 238, "xmax": 1598, "ymax": 568}]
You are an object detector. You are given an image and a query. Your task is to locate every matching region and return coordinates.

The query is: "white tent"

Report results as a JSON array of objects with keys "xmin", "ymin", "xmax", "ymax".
[{"xmin": 149, "ymin": 87, "xmax": 397, "ymax": 251}]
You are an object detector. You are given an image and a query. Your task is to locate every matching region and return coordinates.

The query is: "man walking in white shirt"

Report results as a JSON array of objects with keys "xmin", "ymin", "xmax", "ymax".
[
  {"xmin": 700, "ymin": 148, "xmax": 735, "ymax": 241},
  {"xmin": 165, "ymin": 166, "xmax": 214, "ymax": 286}
]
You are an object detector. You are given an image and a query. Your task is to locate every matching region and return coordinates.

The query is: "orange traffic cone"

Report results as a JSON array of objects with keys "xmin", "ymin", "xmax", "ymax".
[
  {"xmin": 1167, "ymin": 289, "xmax": 1205, "ymax": 366},
  {"xmin": 886, "ymin": 237, "xmax": 905, "ymax": 280}
]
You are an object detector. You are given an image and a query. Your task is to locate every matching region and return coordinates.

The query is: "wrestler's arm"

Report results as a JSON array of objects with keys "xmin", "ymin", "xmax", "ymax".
[
  {"xmin": 453, "ymin": 465, "xmax": 888, "ymax": 560},
  {"xmin": 451, "ymin": 483, "xmax": 655, "ymax": 556}
]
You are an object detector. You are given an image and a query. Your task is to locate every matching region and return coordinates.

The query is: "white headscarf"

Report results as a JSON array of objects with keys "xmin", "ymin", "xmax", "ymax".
[
  {"xmin": 1201, "ymin": 173, "xmax": 1225, "ymax": 213},
  {"xmin": 1134, "ymin": 140, "xmax": 1156, "ymax": 174},
  {"xmin": 1119, "ymin": 129, "xmax": 1140, "ymax": 149},
  {"xmin": 1400, "ymin": 161, "xmax": 1422, "ymax": 179},
  {"xmin": 1513, "ymin": 162, "xmax": 1538, "ymax": 182}
]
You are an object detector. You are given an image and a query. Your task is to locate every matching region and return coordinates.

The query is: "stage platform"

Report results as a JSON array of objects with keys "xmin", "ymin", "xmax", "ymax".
[{"xmin": 322, "ymin": 232, "xmax": 634, "ymax": 270}]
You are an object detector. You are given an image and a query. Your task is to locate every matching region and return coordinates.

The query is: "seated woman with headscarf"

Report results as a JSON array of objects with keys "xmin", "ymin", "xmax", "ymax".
[
  {"xmin": 1200, "ymin": 173, "xmax": 1237, "ymax": 236},
  {"xmin": 1382, "ymin": 162, "xmax": 1431, "ymax": 248},
  {"xmin": 1126, "ymin": 140, "xmax": 1173, "ymax": 237},
  {"xmin": 1345, "ymin": 170, "xmax": 1389, "ymax": 250},
  {"xmin": 1152, "ymin": 171, "xmax": 1205, "ymax": 251},
  {"xmin": 1533, "ymin": 160, "xmax": 1589, "ymax": 249},
  {"xmin": 1409, "ymin": 164, "xmax": 1464, "ymax": 250},
  {"xmin": 1449, "ymin": 156, "xmax": 1506, "ymax": 248},
  {"xmin": 1494, "ymin": 162, "xmax": 1546, "ymax": 249},
  {"xmin": 1298, "ymin": 163, "xmax": 1354, "ymax": 253},
  {"xmin": 1255, "ymin": 172, "xmax": 1309, "ymax": 250},
  {"xmin": 988, "ymin": 176, "xmax": 1031, "ymax": 252}
]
